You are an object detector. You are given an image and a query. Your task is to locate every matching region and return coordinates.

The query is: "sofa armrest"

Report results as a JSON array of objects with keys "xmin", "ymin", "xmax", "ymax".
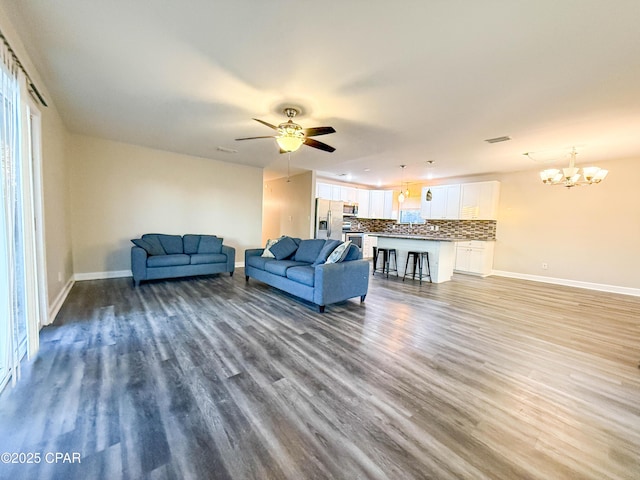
[
  {"xmin": 131, "ymin": 246, "xmax": 148, "ymax": 285},
  {"xmin": 222, "ymin": 245, "xmax": 236, "ymax": 274},
  {"xmin": 245, "ymin": 248, "xmax": 265, "ymax": 261},
  {"xmin": 313, "ymin": 259, "xmax": 370, "ymax": 306}
]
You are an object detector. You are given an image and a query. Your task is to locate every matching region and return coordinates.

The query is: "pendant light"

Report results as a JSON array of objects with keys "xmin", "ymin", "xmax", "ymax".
[{"xmin": 398, "ymin": 165, "xmax": 407, "ymax": 203}]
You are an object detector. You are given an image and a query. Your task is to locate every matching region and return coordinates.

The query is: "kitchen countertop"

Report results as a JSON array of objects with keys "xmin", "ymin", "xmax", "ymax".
[{"xmin": 367, "ymin": 233, "xmax": 495, "ymax": 242}]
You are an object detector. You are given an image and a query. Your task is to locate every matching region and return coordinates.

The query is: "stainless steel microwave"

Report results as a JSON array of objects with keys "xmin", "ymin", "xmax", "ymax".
[{"xmin": 343, "ymin": 203, "xmax": 358, "ymax": 216}]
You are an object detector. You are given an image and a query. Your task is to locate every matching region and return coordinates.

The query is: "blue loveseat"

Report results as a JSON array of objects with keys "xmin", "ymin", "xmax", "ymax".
[
  {"xmin": 244, "ymin": 237, "xmax": 369, "ymax": 312},
  {"xmin": 131, "ymin": 234, "xmax": 235, "ymax": 286}
]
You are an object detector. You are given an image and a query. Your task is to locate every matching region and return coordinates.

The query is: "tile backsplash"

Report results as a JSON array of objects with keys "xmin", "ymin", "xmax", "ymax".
[{"xmin": 350, "ymin": 218, "xmax": 497, "ymax": 240}]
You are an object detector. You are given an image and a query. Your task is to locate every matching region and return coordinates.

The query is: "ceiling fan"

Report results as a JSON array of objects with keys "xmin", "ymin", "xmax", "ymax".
[{"xmin": 236, "ymin": 107, "xmax": 336, "ymax": 153}]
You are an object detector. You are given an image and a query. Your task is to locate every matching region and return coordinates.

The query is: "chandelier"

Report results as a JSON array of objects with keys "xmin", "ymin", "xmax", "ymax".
[{"xmin": 538, "ymin": 148, "xmax": 608, "ymax": 188}]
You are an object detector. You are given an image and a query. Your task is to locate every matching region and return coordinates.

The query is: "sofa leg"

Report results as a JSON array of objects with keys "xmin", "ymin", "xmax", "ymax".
[
  {"xmin": 245, "ymin": 275, "xmax": 249, "ymax": 281},
  {"xmin": 318, "ymin": 305, "xmax": 325, "ymax": 313},
  {"xmin": 230, "ymin": 272, "xmax": 234, "ymax": 277},
  {"xmin": 133, "ymin": 279, "xmax": 140, "ymax": 287},
  {"xmin": 360, "ymin": 295, "xmax": 366, "ymax": 303}
]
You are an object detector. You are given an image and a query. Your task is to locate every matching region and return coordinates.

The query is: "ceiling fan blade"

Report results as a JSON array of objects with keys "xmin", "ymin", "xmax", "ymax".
[
  {"xmin": 235, "ymin": 135, "xmax": 276, "ymax": 141},
  {"xmin": 304, "ymin": 126, "xmax": 336, "ymax": 137},
  {"xmin": 253, "ymin": 118, "xmax": 279, "ymax": 130},
  {"xmin": 304, "ymin": 137, "xmax": 336, "ymax": 152}
]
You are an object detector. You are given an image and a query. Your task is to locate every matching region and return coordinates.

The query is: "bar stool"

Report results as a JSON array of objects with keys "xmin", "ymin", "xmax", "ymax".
[
  {"xmin": 372, "ymin": 247, "xmax": 398, "ymax": 277},
  {"xmin": 403, "ymin": 251, "xmax": 432, "ymax": 284}
]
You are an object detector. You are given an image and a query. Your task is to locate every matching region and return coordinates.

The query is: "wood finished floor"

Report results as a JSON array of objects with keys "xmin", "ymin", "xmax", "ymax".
[{"xmin": 1, "ymin": 270, "xmax": 639, "ymax": 480}]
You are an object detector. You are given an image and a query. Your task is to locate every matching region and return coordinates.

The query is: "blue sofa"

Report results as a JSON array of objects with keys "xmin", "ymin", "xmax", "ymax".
[
  {"xmin": 244, "ymin": 237, "xmax": 369, "ymax": 312},
  {"xmin": 131, "ymin": 234, "xmax": 235, "ymax": 286}
]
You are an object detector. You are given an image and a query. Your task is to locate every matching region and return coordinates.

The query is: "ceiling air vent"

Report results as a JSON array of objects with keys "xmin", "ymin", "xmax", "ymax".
[
  {"xmin": 216, "ymin": 146, "xmax": 238, "ymax": 153},
  {"xmin": 484, "ymin": 136, "xmax": 511, "ymax": 144}
]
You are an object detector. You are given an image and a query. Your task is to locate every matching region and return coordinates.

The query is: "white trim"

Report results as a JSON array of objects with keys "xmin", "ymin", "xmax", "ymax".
[
  {"xmin": 47, "ymin": 277, "xmax": 74, "ymax": 325},
  {"xmin": 75, "ymin": 265, "xmax": 244, "ymax": 281},
  {"xmin": 73, "ymin": 270, "xmax": 132, "ymax": 281},
  {"xmin": 491, "ymin": 270, "xmax": 640, "ymax": 297}
]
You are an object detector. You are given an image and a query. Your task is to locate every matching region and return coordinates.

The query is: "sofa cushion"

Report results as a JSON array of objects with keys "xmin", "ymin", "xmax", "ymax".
[
  {"xmin": 147, "ymin": 254, "xmax": 190, "ymax": 268},
  {"xmin": 190, "ymin": 253, "xmax": 227, "ymax": 265},
  {"xmin": 183, "ymin": 234, "xmax": 204, "ymax": 254},
  {"xmin": 293, "ymin": 239, "xmax": 326, "ymax": 263},
  {"xmin": 198, "ymin": 235, "xmax": 223, "ymax": 254},
  {"xmin": 246, "ymin": 255, "xmax": 276, "ymax": 270},
  {"xmin": 286, "ymin": 266, "xmax": 315, "ymax": 287},
  {"xmin": 326, "ymin": 241, "xmax": 352, "ymax": 264},
  {"xmin": 264, "ymin": 260, "xmax": 309, "ymax": 276},
  {"xmin": 312, "ymin": 239, "xmax": 341, "ymax": 266},
  {"xmin": 141, "ymin": 234, "xmax": 166, "ymax": 255},
  {"xmin": 343, "ymin": 244, "xmax": 362, "ymax": 261},
  {"xmin": 156, "ymin": 234, "xmax": 183, "ymax": 254},
  {"xmin": 269, "ymin": 236, "xmax": 298, "ymax": 260},
  {"xmin": 261, "ymin": 238, "xmax": 281, "ymax": 258}
]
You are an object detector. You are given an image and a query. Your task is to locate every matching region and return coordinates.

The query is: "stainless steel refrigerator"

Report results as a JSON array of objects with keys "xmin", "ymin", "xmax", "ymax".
[{"xmin": 315, "ymin": 199, "xmax": 344, "ymax": 240}]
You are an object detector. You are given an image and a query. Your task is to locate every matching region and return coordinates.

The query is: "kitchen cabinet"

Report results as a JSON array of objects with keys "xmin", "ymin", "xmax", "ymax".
[
  {"xmin": 369, "ymin": 190, "xmax": 385, "ymax": 218},
  {"xmin": 454, "ymin": 240, "xmax": 495, "ymax": 276},
  {"xmin": 424, "ymin": 184, "xmax": 460, "ymax": 219},
  {"xmin": 362, "ymin": 234, "xmax": 377, "ymax": 259},
  {"xmin": 342, "ymin": 186, "xmax": 358, "ymax": 203},
  {"xmin": 383, "ymin": 190, "xmax": 394, "ymax": 218},
  {"xmin": 356, "ymin": 189, "xmax": 370, "ymax": 218},
  {"xmin": 368, "ymin": 190, "xmax": 394, "ymax": 219},
  {"xmin": 316, "ymin": 182, "xmax": 332, "ymax": 200},
  {"xmin": 316, "ymin": 182, "xmax": 358, "ymax": 203},
  {"xmin": 459, "ymin": 181, "xmax": 500, "ymax": 220}
]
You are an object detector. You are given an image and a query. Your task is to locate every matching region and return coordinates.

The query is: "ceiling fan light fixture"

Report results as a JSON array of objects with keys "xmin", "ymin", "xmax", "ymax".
[{"xmin": 276, "ymin": 134, "xmax": 304, "ymax": 152}]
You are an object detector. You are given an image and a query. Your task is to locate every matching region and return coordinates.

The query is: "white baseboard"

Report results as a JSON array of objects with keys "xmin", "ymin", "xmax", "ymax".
[
  {"xmin": 491, "ymin": 270, "xmax": 640, "ymax": 297},
  {"xmin": 73, "ymin": 270, "xmax": 132, "ymax": 281},
  {"xmin": 73, "ymin": 266, "xmax": 245, "ymax": 281},
  {"xmin": 47, "ymin": 277, "xmax": 74, "ymax": 325}
]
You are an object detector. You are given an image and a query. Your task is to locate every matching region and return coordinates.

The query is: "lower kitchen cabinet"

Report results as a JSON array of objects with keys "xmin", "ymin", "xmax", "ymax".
[
  {"xmin": 454, "ymin": 240, "xmax": 495, "ymax": 276},
  {"xmin": 362, "ymin": 234, "xmax": 378, "ymax": 259}
]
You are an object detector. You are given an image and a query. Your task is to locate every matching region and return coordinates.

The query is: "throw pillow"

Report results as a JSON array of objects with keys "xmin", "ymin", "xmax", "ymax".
[
  {"xmin": 269, "ymin": 236, "xmax": 298, "ymax": 260},
  {"xmin": 131, "ymin": 238, "xmax": 153, "ymax": 254},
  {"xmin": 261, "ymin": 238, "xmax": 281, "ymax": 258},
  {"xmin": 312, "ymin": 239, "xmax": 341, "ymax": 266},
  {"xmin": 198, "ymin": 235, "xmax": 223, "ymax": 254},
  {"xmin": 326, "ymin": 240, "xmax": 352, "ymax": 264},
  {"xmin": 158, "ymin": 234, "xmax": 184, "ymax": 254},
  {"xmin": 141, "ymin": 234, "xmax": 167, "ymax": 255},
  {"xmin": 294, "ymin": 239, "xmax": 326, "ymax": 263}
]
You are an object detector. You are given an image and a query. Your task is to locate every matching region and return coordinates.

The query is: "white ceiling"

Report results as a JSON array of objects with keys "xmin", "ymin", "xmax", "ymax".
[{"xmin": 4, "ymin": 0, "xmax": 640, "ymax": 186}]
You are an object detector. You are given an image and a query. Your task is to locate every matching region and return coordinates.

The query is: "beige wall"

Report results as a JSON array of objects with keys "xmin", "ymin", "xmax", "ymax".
[
  {"xmin": 263, "ymin": 171, "xmax": 315, "ymax": 244},
  {"xmin": 0, "ymin": 4, "xmax": 74, "ymax": 312},
  {"xmin": 492, "ymin": 156, "xmax": 639, "ymax": 290},
  {"xmin": 40, "ymin": 101, "xmax": 73, "ymax": 303},
  {"xmin": 68, "ymin": 134, "xmax": 263, "ymax": 274}
]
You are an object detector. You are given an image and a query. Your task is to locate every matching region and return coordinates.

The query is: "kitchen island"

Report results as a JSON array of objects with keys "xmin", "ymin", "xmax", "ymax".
[{"xmin": 369, "ymin": 234, "xmax": 466, "ymax": 283}]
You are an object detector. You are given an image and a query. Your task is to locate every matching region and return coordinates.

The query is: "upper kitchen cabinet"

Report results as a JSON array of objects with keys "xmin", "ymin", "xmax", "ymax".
[
  {"xmin": 459, "ymin": 181, "xmax": 500, "ymax": 220},
  {"xmin": 423, "ymin": 184, "xmax": 461, "ymax": 219},
  {"xmin": 341, "ymin": 186, "xmax": 358, "ymax": 203},
  {"xmin": 317, "ymin": 182, "xmax": 332, "ymax": 200},
  {"xmin": 368, "ymin": 190, "xmax": 394, "ymax": 219},
  {"xmin": 356, "ymin": 189, "xmax": 370, "ymax": 218},
  {"xmin": 316, "ymin": 182, "xmax": 358, "ymax": 203}
]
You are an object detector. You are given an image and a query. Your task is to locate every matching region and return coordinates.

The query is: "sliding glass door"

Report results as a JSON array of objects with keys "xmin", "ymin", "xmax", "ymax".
[{"xmin": 0, "ymin": 61, "xmax": 41, "ymax": 391}]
